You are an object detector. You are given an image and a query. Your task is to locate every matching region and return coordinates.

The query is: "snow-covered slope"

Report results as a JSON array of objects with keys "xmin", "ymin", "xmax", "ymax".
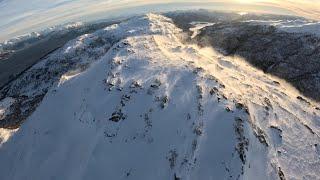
[
  {"xmin": 0, "ymin": 14, "xmax": 319, "ymax": 180},
  {"xmin": 244, "ymin": 19, "xmax": 320, "ymax": 36}
]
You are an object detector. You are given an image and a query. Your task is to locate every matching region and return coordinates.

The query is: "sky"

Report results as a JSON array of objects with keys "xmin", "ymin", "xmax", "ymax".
[{"xmin": 0, "ymin": 0, "xmax": 319, "ymax": 41}]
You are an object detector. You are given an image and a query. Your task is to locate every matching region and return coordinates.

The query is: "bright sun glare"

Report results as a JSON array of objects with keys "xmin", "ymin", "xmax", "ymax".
[{"xmin": 236, "ymin": 0, "xmax": 260, "ymax": 3}]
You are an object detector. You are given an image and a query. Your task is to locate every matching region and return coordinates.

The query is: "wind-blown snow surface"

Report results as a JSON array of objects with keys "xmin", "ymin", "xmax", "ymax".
[{"xmin": 0, "ymin": 14, "xmax": 319, "ymax": 180}]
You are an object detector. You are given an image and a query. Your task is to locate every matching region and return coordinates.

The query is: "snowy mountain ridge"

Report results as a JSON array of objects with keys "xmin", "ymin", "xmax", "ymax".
[{"xmin": 0, "ymin": 13, "xmax": 319, "ymax": 180}]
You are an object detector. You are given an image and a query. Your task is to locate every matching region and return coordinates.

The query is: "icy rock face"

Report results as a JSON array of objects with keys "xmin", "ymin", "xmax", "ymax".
[
  {"xmin": 0, "ymin": 13, "xmax": 319, "ymax": 180},
  {"xmin": 195, "ymin": 22, "xmax": 320, "ymax": 102}
]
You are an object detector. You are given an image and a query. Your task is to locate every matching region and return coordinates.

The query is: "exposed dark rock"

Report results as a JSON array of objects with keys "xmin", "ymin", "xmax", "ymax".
[
  {"xmin": 159, "ymin": 95, "xmax": 169, "ymax": 109},
  {"xmin": 234, "ymin": 117, "xmax": 249, "ymax": 164},
  {"xmin": 297, "ymin": 96, "xmax": 311, "ymax": 105},
  {"xmin": 235, "ymin": 102, "xmax": 244, "ymax": 109},
  {"xmin": 109, "ymin": 109, "xmax": 126, "ymax": 122},
  {"xmin": 278, "ymin": 167, "xmax": 286, "ymax": 180},
  {"xmin": 304, "ymin": 124, "xmax": 315, "ymax": 135},
  {"xmin": 130, "ymin": 81, "xmax": 142, "ymax": 88},
  {"xmin": 174, "ymin": 173, "xmax": 181, "ymax": 180},
  {"xmin": 0, "ymin": 94, "xmax": 44, "ymax": 129},
  {"xmin": 254, "ymin": 127, "xmax": 269, "ymax": 147},
  {"xmin": 167, "ymin": 149, "xmax": 178, "ymax": 169},
  {"xmin": 225, "ymin": 107, "xmax": 232, "ymax": 112},
  {"xmin": 194, "ymin": 123, "xmax": 203, "ymax": 136}
]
